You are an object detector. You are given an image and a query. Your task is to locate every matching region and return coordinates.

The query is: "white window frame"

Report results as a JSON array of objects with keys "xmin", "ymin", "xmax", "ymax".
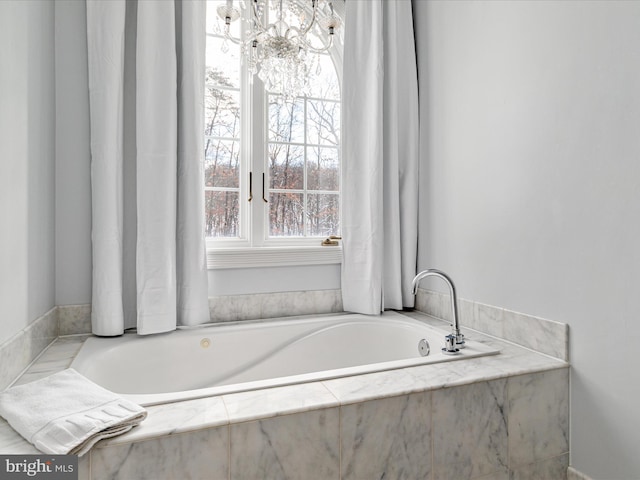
[{"xmin": 205, "ymin": 2, "xmax": 344, "ymax": 269}]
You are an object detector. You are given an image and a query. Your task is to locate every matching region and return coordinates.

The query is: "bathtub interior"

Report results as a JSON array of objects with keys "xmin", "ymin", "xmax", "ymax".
[{"xmin": 71, "ymin": 311, "xmax": 500, "ymax": 405}]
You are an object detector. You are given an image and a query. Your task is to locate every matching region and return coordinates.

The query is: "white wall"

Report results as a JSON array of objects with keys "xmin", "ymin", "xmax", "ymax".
[
  {"xmin": 413, "ymin": 1, "xmax": 640, "ymax": 478},
  {"xmin": 0, "ymin": 0, "xmax": 56, "ymax": 345},
  {"xmin": 55, "ymin": 0, "xmax": 93, "ymax": 306}
]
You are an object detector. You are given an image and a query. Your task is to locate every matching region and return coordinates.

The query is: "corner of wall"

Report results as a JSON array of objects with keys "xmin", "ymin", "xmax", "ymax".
[{"xmin": 0, "ymin": 307, "xmax": 58, "ymax": 391}]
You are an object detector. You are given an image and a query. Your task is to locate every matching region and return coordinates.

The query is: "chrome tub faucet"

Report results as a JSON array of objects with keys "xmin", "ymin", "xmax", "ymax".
[{"xmin": 412, "ymin": 269, "xmax": 465, "ymax": 354}]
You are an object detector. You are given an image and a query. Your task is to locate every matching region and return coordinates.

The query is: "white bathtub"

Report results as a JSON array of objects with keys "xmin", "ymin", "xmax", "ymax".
[{"xmin": 70, "ymin": 311, "xmax": 499, "ymax": 406}]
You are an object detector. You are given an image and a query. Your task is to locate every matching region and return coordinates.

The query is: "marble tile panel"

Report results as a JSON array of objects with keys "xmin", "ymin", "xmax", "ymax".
[
  {"xmin": 567, "ymin": 465, "xmax": 593, "ymax": 480},
  {"xmin": 476, "ymin": 301, "xmax": 505, "ymax": 339},
  {"xmin": 14, "ymin": 336, "xmax": 87, "ymax": 386},
  {"xmin": 279, "ymin": 291, "xmax": 319, "ymax": 317},
  {"xmin": 322, "ymin": 368, "xmax": 421, "ymax": 405},
  {"xmin": 0, "ymin": 308, "xmax": 58, "ymax": 391},
  {"xmin": 300, "ymin": 289, "xmax": 343, "ymax": 315},
  {"xmin": 0, "ymin": 331, "xmax": 30, "ymax": 391},
  {"xmin": 503, "ymin": 309, "xmax": 569, "ymax": 361},
  {"xmin": 459, "ymin": 298, "xmax": 478, "ymax": 332},
  {"xmin": 315, "ymin": 289, "xmax": 343, "ymax": 313},
  {"xmin": 231, "ymin": 293, "xmax": 262, "ymax": 320},
  {"xmin": 404, "ymin": 357, "xmax": 478, "ymax": 390},
  {"xmin": 209, "ymin": 294, "xmax": 261, "ymax": 322},
  {"xmin": 426, "ymin": 290, "xmax": 448, "ymax": 322},
  {"xmin": 432, "ymin": 379, "xmax": 509, "ymax": 480},
  {"xmin": 415, "ymin": 288, "xmax": 449, "ymax": 320},
  {"xmin": 509, "ymin": 453, "xmax": 569, "ymax": 480},
  {"xmin": 508, "ymin": 368, "xmax": 569, "ymax": 468},
  {"xmin": 100, "ymin": 395, "xmax": 229, "ymax": 447},
  {"xmin": 209, "ymin": 289, "xmax": 348, "ymax": 323},
  {"xmin": 91, "ymin": 427, "xmax": 229, "ymax": 480},
  {"xmin": 25, "ymin": 308, "xmax": 58, "ymax": 361},
  {"xmin": 58, "ymin": 304, "xmax": 92, "ymax": 335},
  {"xmin": 453, "ymin": 349, "xmax": 564, "ymax": 386},
  {"xmin": 260, "ymin": 290, "xmax": 332, "ymax": 319},
  {"xmin": 258, "ymin": 291, "xmax": 289, "ymax": 319},
  {"xmin": 223, "ymin": 382, "xmax": 339, "ymax": 424},
  {"xmin": 414, "ymin": 287, "xmax": 429, "ymax": 313},
  {"xmin": 473, "ymin": 469, "xmax": 509, "ymax": 480},
  {"xmin": 77, "ymin": 454, "xmax": 90, "ymax": 480},
  {"xmin": 229, "ymin": 408, "xmax": 340, "ymax": 479},
  {"xmin": 437, "ymin": 290, "xmax": 456, "ymax": 324},
  {"xmin": 401, "ymin": 320, "xmax": 549, "ymax": 388},
  {"xmin": 340, "ymin": 392, "xmax": 432, "ymax": 480}
]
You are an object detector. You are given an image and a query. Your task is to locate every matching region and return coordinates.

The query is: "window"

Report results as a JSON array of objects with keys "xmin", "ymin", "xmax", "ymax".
[{"xmin": 204, "ymin": 1, "xmax": 342, "ymax": 267}]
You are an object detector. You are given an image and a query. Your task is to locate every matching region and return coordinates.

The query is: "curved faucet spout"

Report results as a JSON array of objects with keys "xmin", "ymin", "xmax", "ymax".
[{"xmin": 411, "ymin": 269, "xmax": 465, "ymax": 350}]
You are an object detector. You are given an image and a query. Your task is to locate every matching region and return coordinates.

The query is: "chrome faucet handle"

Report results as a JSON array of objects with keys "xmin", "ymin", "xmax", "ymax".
[{"xmin": 442, "ymin": 334, "xmax": 460, "ymax": 355}]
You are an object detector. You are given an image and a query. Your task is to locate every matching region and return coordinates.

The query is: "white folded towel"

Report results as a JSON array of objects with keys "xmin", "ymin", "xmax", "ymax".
[{"xmin": 0, "ymin": 368, "xmax": 147, "ymax": 456}]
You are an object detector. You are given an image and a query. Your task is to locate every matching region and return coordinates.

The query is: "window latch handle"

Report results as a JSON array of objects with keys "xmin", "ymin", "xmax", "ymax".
[
  {"xmin": 262, "ymin": 173, "xmax": 269, "ymax": 203},
  {"xmin": 248, "ymin": 172, "xmax": 253, "ymax": 202}
]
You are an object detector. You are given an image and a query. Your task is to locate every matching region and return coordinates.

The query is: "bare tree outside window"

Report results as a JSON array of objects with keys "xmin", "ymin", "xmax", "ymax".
[
  {"xmin": 267, "ymin": 61, "xmax": 341, "ymax": 238},
  {"xmin": 204, "ymin": 40, "xmax": 241, "ymax": 238}
]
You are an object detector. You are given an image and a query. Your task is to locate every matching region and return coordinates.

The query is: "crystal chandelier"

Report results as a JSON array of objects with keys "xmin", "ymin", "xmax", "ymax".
[{"xmin": 216, "ymin": 0, "xmax": 341, "ymax": 102}]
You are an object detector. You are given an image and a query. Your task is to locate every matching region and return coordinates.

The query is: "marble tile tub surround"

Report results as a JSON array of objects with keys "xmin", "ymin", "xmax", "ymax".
[
  {"xmin": 55, "ymin": 289, "xmax": 344, "ymax": 336},
  {"xmin": 0, "ymin": 307, "xmax": 58, "ymax": 391},
  {"xmin": 567, "ymin": 466, "xmax": 594, "ymax": 480},
  {"xmin": 208, "ymin": 288, "xmax": 343, "ymax": 323},
  {"xmin": 0, "ymin": 311, "xmax": 569, "ymax": 479},
  {"xmin": 415, "ymin": 287, "xmax": 569, "ymax": 361},
  {"xmin": 58, "ymin": 304, "xmax": 92, "ymax": 335}
]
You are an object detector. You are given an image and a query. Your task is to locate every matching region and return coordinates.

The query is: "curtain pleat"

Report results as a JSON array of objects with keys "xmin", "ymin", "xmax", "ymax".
[
  {"xmin": 341, "ymin": 0, "xmax": 419, "ymax": 314},
  {"xmin": 135, "ymin": 0, "xmax": 178, "ymax": 334},
  {"xmin": 87, "ymin": 0, "xmax": 127, "ymax": 336},
  {"xmin": 176, "ymin": 0, "xmax": 210, "ymax": 326},
  {"xmin": 87, "ymin": 0, "xmax": 209, "ymax": 336}
]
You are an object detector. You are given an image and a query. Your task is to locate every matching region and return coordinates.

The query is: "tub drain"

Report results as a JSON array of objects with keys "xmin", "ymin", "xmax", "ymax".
[
  {"xmin": 418, "ymin": 339, "xmax": 430, "ymax": 357},
  {"xmin": 200, "ymin": 338, "xmax": 211, "ymax": 348}
]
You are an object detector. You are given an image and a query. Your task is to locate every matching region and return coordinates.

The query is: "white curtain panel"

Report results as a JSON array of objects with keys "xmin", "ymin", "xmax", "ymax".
[
  {"xmin": 86, "ymin": 0, "xmax": 209, "ymax": 335},
  {"xmin": 341, "ymin": 0, "xmax": 419, "ymax": 314}
]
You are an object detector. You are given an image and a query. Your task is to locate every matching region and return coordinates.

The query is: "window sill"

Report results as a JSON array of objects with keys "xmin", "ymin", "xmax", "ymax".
[{"xmin": 207, "ymin": 245, "xmax": 342, "ymax": 270}]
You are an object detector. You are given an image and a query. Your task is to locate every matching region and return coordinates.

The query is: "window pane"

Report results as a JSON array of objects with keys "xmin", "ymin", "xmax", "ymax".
[
  {"xmin": 268, "ymin": 96, "xmax": 304, "ymax": 143},
  {"xmin": 307, "ymin": 146, "xmax": 339, "ymax": 191},
  {"xmin": 206, "ymin": 37, "xmax": 240, "ymax": 89},
  {"xmin": 307, "ymin": 194, "xmax": 340, "ymax": 237},
  {"xmin": 306, "ymin": 54, "xmax": 340, "ymax": 101},
  {"xmin": 205, "ymin": 139, "xmax": 240, "ymax": 188},
  {"xmin": 269, "ymin": 193, "xmax": 304, "ymax": 237},
  {"xmin": 268, "ymin": 144, "xmax": 304, "ymax": 190},
  {"xmin": 205, "ymin": 191, "xmax": 239, "ymax": 237},
  {"xmin": 205, "ymin": 88, "xmax": 240, "ymax": 138},
  {"xmin": 307, "ymin": 100, "xmax": 340, "ymax": 146}
]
